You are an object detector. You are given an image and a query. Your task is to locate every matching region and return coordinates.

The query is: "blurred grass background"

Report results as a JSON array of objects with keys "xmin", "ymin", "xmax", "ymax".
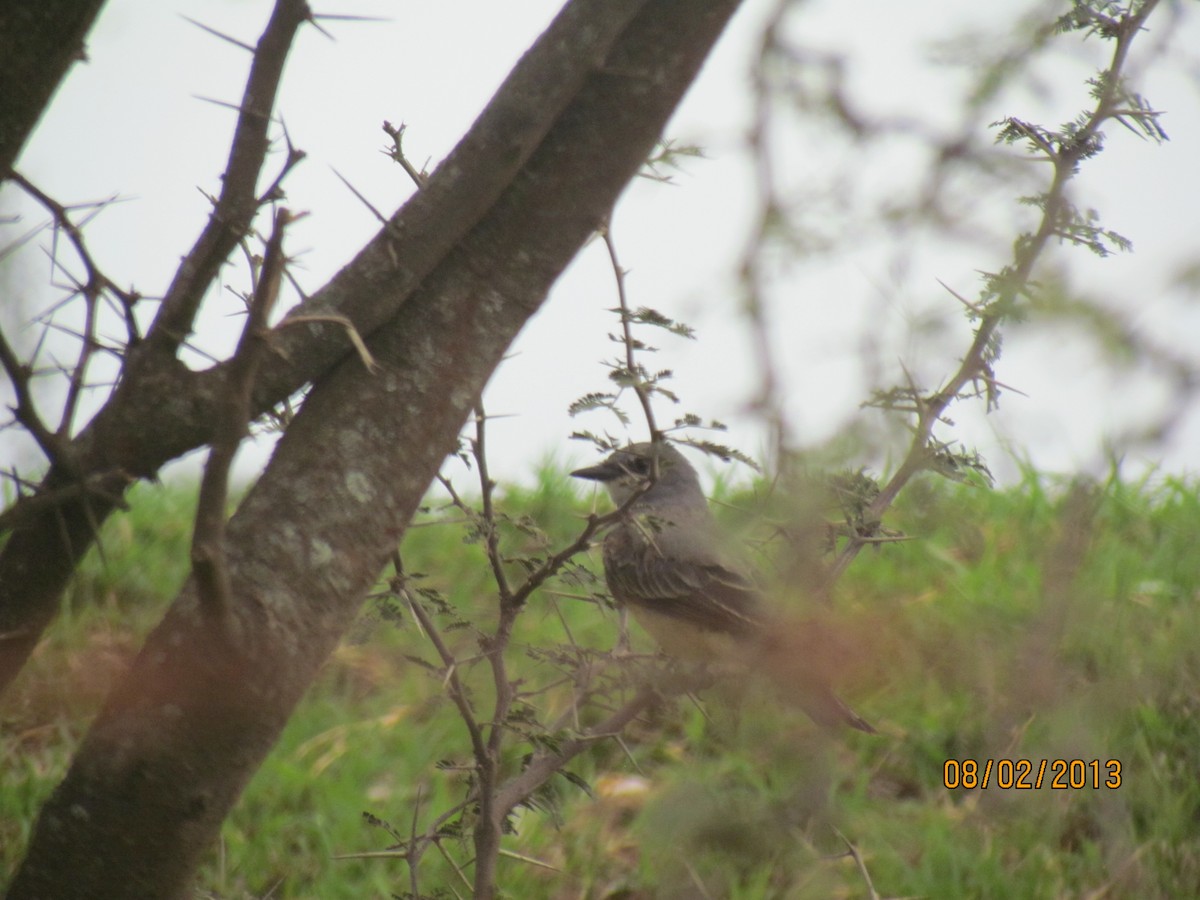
[{"xmin": 2, "ymin": 466, "xmax": 1198, "ymax": 898}]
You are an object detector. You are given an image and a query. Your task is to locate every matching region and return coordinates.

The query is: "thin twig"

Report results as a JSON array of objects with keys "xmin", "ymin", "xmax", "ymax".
[
  {"xmin": 469, "ymin": 402, "xmax": 520, "ymax": 899},
  {"xmin": 382, "ymin": 120, "xmax": 430, "ymax": 190},
  {"xmin": 492, "ymin": 685, "xmax": 662, "ymax": 818},
  {"xmin": 600, "ymin": 219, "xmax": 661, "ymax": 442},
  {"xmin": 473, "ymin": 405, "xmax": 513, "ymax": 606},
  {"xmin": 395, "ymin": 552, "xmax": 489, "ymax": 770},
  {"xmin": 0, "ymin": 331, "xmax": 62, "ymax": 464},
  {"xmin": 831, "ymin": 827, "xmax": 881, "ymax": 900}
]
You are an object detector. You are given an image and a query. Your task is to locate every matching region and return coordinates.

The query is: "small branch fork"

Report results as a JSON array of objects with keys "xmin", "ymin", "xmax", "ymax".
[
  {"xmin": 0, "ymin": 330, "xmax": 62, "ymax": 466},
  {"xmin": 1, "ymin": 173, "xmax": 142, "ymax": 468},
  {"xmin": 387, "ymin": 524, "xmax": 666, "ymax": 898}
]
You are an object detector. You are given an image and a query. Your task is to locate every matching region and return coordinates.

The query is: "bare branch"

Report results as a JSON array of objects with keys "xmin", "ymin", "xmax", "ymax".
[
  {"xmin": 0, "ymin": 470, "xmax": 131, "ymax": 535},
  {"xmin": 601, "ymin": 220, "xmax": 661, "ymax": 442},
  {"xmin": 492, "ymin": 685, "xmax": 662, "ymax": 817},
  {"xmin": 143, "ymin": 0, "xmax": 310, "ymax": 355},
  {"xmin": 191, "ymin": 208, "xmax": 293, "ymax": 624},
  {"xmin": 396, "ymin": 552, "xmax": 489, "ymax": 769},
  {"xmin": 382, "ymin": 120, "xmax": 430, "ymax": 190},
  {"xmin": 0, "ymin": 330, "xmax": 64, "ymax": 465},
  {"xmin": 7, "ymin": 172, "xmax": 143, "ymax": 424}
]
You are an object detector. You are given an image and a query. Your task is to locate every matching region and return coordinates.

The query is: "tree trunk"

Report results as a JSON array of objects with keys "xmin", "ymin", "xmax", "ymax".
[{"xmin": 5, "ymin": 1, "xmax": 742, "ymax": 896}]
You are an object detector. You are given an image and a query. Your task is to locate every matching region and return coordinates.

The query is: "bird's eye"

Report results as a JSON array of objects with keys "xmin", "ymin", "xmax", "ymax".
[{"xmin": 627, "ymin": 456, "xmax": 651, "ymax": 476}]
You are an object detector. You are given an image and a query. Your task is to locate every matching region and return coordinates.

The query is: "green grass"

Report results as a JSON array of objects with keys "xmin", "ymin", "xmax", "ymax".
[{"xmin": 3, "ymin": 467, "xmax": 1199, "ymax": 898}]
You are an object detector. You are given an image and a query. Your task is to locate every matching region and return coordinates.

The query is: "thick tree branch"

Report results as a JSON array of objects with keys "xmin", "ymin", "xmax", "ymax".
[
  {"xmin": 0, "ymin": 0, "xmax": 651, "ymax": 698},
  {"xmin": 0, "ymin": 0, "xmax": 107, "ymax": 175},
  {"xmin": 7, "ymin": 2, "xmax": 743, "ymax": 895}
]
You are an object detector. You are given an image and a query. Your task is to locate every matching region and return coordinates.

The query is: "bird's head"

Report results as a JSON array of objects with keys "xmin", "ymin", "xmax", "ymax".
[{"xmin": 570, "ymin": 441, "xmax": 702, "ymax": 505}]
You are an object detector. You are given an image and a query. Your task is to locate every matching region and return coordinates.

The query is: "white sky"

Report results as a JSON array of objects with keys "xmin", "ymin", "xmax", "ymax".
[{"xmin": 3, "ymin": 0, "xmax": 1198, "ymax": 493}]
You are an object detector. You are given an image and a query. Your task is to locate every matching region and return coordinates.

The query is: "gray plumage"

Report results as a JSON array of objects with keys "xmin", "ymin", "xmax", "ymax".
[{"xmin": 572, "ymin": 441, "xmax": 874, "ymax": 733}]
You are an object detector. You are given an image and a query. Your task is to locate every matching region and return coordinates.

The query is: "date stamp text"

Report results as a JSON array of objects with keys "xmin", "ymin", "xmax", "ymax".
[{"xmin": 943, "ymin": 758, "xmax": 1122, "ymax": 790}]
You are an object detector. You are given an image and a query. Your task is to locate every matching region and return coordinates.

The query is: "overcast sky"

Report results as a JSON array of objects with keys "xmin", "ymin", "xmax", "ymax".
[{"xmin": 3, "ymin": 0, "xmax": 1198, "ymax": 493}]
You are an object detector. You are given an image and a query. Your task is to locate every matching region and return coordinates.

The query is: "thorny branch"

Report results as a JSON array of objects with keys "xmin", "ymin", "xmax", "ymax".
[
  {"xmin": 473, "ymin": 408, "xmax": 513, "ymax": 607},
  {"xmin": 0, "ymin": 330, "xmax": 62, "ymax": 465},
  {"xmin": 821, "ymin": 0, "xmax": 1165, "ymax": 591},
  {"xmin": 601, "ymin": 220, "xmax": 661, "ymax": 443},
  {"xmin": 7, "ymin": 172, "xmax": 143, "ymax": 411},
  {"xmin": 143, "ymin": 0, "xmax": 310, "ymax": 356},
  {"xmin": 393, "ymin": 217, "xmax": 703, "ymax": 894},
  {"xmin": 415, "ymin": 401, "xmax": 663, "ymax": 897}
]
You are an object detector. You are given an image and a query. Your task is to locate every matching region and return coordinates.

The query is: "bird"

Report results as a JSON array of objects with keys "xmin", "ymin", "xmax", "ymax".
[{"xmin": 571, "ymin": 441, "xmax": 875, "ymax": 733}]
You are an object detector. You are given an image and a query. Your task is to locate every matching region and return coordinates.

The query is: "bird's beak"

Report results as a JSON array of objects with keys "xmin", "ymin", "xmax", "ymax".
[{"xmin": 570, "ymin": 460, "xmax": 620, "ymax": 482}]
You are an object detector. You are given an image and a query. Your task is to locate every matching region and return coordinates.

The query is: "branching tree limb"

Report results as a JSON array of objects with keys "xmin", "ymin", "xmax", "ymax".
[
  {"xmin": 409, "ymin": 395, "xmax": 668, "ymax": 895},
  {"xmin": 5, "ymin": 1, "xmax": 744, "ymax": 895},
  {"xmin": 0, "ymin": 0, "xmax": 313, "ymax": 696},
  {"xmin": 0, "ymin": 0, "xmax": 652, "ymax": 699}
]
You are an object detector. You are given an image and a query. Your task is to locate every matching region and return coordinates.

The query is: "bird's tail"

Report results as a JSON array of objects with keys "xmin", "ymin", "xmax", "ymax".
[
  {"xmin": 785, "ymin": 680, "xmax": 876, "ymax": 733},
  {"xmin": 757, "ymin": 619, "xmax": 877, "ymax": 734}
]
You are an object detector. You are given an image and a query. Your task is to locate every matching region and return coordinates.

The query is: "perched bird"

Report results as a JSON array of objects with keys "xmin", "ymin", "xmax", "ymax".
[{"xmin": 571, "ymin": 441, "xmax": 874, "ymax": 733}]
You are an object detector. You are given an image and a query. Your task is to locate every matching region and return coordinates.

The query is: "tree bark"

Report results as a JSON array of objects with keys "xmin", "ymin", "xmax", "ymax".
[
  {"xmin": 0, "ymin": 0, "xmax": 108, "ymax": 174},
  {"xmin": 0, "ymin": 0, "xmax": 646, "ymax": 695},
  {"xmin": 5, "ymin": 0, "xmax": 742, "ymax": 896}
]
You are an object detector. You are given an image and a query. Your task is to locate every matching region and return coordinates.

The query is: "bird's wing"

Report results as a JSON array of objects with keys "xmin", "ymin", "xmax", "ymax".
[
  {"xmin": 603, "ymin": 524, "xmax": 763, "ymax": 637},
  {"xmin": 601, "ymin": 515, "xmax": 876, "ymax": 733}
]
